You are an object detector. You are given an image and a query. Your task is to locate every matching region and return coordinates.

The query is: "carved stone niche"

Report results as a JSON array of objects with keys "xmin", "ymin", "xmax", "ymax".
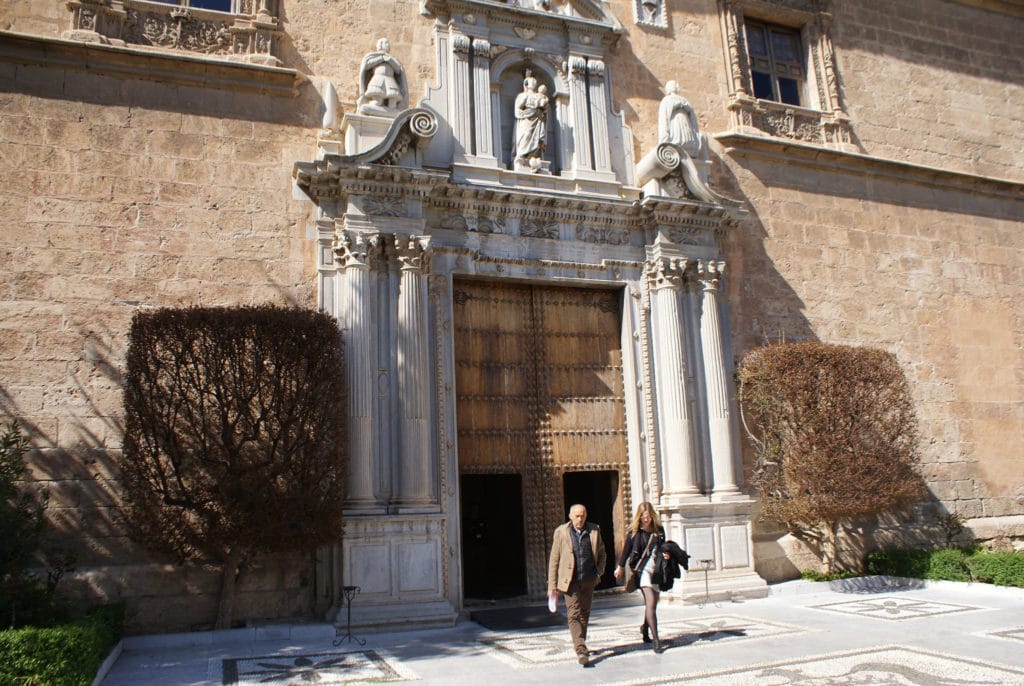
[
  {"xmin": 418, "ymin": 0, "xmax": 637, "ymax": 199},
  {"xmin": 64, "ymin": 0, "xmax": 282, "ymax": 66}
]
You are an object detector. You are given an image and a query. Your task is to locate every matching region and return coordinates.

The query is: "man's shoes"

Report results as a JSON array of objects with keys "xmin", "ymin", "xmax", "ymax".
[
  {"xmin": 578, "ymin": 654, "xmax": 590, "ymax": 667},
  {"xmin": 641, "ymin": 622, "xmax": 651, "ymax": 643}
]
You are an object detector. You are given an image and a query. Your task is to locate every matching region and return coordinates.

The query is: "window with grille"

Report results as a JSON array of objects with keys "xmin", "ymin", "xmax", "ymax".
[{"xmin": 745, "ymin": 20, "xmax": 804, "ymax": 106}]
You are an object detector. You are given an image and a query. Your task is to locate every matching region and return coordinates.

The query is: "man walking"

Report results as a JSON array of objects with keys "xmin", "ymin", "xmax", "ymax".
[{"xmin": 548, "ymin": 503, "xmax": 607, "ymax": 667}]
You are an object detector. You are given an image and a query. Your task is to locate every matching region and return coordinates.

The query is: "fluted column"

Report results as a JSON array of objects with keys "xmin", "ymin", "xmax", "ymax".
[
  {"xmin": 393, "ymin": 235, "xmax": 435, "ymax": 508},
  {"xmin": 334, "ymin": 229, "xmax": 383, "ymax": 508},
  {"xmin": 698, "ymin": 260, "xmax": 740, "ymax": 497},
  {"xmin": 647, "ymin": 258, "xmax": 700, "ymax": 500}
]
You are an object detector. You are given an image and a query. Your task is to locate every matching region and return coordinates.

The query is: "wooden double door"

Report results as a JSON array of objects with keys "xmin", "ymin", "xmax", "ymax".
[{"xmin": 454, "ymin": 279, "xmax": 630, "ymax": 599}]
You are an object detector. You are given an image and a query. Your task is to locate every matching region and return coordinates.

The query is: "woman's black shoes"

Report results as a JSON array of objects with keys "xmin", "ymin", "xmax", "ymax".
[{"xmin": 641, "ymin": 623, "xmax": 652, "ymax": 643}]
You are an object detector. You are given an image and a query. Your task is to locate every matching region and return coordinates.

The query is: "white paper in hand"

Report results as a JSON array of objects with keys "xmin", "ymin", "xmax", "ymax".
[{"xmin": 548, "ymin": 590, "xmax": 558, "ymax": 613}]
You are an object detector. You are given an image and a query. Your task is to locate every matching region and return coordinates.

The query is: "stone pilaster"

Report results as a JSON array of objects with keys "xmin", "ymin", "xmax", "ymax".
[
  {"xmin": 471, "ymin": 39, "xmax": 495, "ymax": 161},
  {"xmin": 697, "ymin": 260, "xmax": 740, "ymax": 497},
  {"xmin": 450, "ymin": 33, "xmax": 473, "ymax": 160},
  {"xmin": 393, "ymin": 235, "xmax": 436, "ymax": 509},
  {"xmin": 334, "ymin": 229, "xmax": 384, "ymax": 509},
  {"xmin": 646, "ymin": 257, "xmax": 701, "ymax": 500},
  {"xmin": 567, "ymin": 55, "xmax": 593, "ymax": 173},
  {"xmin": 587, "ymin": 59, "xmax": 611, "ymax": 174}
]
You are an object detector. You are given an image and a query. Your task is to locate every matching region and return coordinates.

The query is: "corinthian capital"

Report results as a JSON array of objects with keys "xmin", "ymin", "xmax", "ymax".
[
  {"xmin": 394, "ymin": 234, "xmax": 431, "ymax": 273},
  {"xmin": 645, "ymin": 257, "xmax": 690, "ymax": 290},
  {"xmin": 333, "ymin": 230, "xmax": 382, "ymax": 269},
  {"xmin": 697, "ymin": 260, "xmax": 726, "ymax": 290}
]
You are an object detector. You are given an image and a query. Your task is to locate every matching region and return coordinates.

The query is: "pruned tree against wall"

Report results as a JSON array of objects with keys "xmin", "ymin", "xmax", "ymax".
[
  {"xmin": 120, "ymin": 306, "xmax": 346, "ymax": 629},
  {"xmin": 737, "ymin": 342, "xmax": 926, "ymax": 573}
]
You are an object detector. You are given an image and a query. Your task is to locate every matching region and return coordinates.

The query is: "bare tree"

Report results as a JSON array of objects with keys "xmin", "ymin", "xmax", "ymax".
[
  {"xmin": 120, "ymin": 306, "xmax": 346, "ymax": 629},
  {"xmin": 737, "ymin": 342, "xmax": 925, "ymax": 573}
]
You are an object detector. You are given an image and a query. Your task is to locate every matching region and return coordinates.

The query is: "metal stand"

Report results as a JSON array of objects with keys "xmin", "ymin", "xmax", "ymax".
[
  {"xmin": 333, "ymin": 585, "xmax": 365, "ymax": 646},
  {"xmin": 697, "ymin": 559, "xmax": 719, "ymax": 609}
]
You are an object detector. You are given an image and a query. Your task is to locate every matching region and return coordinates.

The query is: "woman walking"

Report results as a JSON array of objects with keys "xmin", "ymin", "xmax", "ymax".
[{"xmin": 614, "ymin": 502, "xmax": 669, "ymax": 652}]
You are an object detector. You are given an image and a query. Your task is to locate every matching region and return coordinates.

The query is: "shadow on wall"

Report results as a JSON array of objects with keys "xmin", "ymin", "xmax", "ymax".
[{"xmin": 0, "ymin": 284, "xmax": 325, "ymax": 632}]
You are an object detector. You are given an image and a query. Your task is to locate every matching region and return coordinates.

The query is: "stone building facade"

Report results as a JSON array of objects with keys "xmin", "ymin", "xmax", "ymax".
[{"xmin": 0, "ymin": 0, "xmax": 1021, "ymax": 633}]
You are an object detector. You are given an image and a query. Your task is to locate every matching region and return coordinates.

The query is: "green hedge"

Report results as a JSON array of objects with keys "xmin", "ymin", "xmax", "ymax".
[
  {"xmin": 0, "ymin": 604, "xmax": 124, "ymax": 686},
  {"xmin": 865, "ymin": 548, "xmax": 1024, "ymax": 587},
  {"xmin": 967, "ymin": 552, "xmax": 1024, "ymax": 588}
]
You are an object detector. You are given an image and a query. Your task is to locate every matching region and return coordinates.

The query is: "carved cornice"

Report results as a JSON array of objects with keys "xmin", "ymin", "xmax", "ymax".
[
  {"xmin": 0, "ymin": 29, "xmax": 300, "ymax": 96},
  {"xmin": 715, "ymin": 131, "xmax": 1024, "ymax": 202}
]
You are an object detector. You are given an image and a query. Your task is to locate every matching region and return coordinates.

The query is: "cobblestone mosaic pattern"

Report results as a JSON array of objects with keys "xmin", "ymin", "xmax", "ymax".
[
  {"xmin": 809, "ymin": 595, "xmax": 981, "ymax": 620},
  {"xmin": 220, "ymin": 649, "xmax": 415, "ymax": 685},
  {"xmin": 613, "ymin": 646, "xmax": 1024, "ymax": 685},
  {"xmin": 482, "ymin": 615, "xmax": 804, "ymax": 668},
  {"xmin": 987, "ymin": 627, "xmax": 1024, "ymax": 643}
]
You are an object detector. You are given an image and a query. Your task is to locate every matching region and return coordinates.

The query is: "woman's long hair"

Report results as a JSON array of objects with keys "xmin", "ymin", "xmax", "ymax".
[{"xmin": 629, "ymin": 501, "xmax": 662, "ymax": 534}]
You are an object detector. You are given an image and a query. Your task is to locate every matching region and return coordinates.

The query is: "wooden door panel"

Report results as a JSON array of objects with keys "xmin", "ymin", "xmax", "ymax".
[{"xmin": 455, "ymin": 280, "xmax": 630, "ymax": 597}]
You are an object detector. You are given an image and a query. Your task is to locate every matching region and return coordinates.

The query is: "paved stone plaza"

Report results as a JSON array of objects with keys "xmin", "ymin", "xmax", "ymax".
[{"xmin": 99, "ymin": 579, "xmax": 1024, "ymax": 685}]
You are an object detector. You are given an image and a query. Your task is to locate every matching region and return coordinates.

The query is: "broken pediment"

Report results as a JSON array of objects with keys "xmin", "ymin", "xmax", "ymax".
[{"xmin": 421, "ymin": 0, "xmax": 624, "ymax": 34}]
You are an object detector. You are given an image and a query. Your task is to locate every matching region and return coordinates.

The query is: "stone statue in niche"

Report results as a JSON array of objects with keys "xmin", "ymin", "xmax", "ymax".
[
  {"xmin": 513, "ymin": 72, "xmax": 550, "ymax": 173},
  {"xmin": 658, "ymin": 80, "xmax": 704, "ymax": 159},
  {"xmin": 357, "ymin": 38, "xmax": 407, "ymax": 116}
]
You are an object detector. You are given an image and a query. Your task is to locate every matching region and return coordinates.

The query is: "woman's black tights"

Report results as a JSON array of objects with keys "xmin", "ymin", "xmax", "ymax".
[{"xmin": 641, "ymin": 586, "xmax": 659, "ymax": 644}]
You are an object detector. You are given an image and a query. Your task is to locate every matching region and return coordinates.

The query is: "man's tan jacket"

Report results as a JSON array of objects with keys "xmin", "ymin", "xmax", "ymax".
[{"xmin": 547, "ymin": 521, "xmax": 607, "ymax": 595}]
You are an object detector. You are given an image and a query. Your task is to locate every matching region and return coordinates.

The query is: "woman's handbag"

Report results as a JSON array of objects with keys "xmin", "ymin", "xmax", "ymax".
[{"xmin": 623, "ymin": 533, "xmax": 656, "ymax": 593}]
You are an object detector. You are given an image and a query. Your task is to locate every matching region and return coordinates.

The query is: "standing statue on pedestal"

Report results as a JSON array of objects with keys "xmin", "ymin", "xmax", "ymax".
[
  {"xmin": 658, "ymin": 80, "xmax": 703, "ymax": 158},
  {"xmin": 357, "ymin": 38, "xmax": 407, "ymax": 116},
  {"xmin": 513, "ymin": 72, "xmax": 550, "ymax": 173}
]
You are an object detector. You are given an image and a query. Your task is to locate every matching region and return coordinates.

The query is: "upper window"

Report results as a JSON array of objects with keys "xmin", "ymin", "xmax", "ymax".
[
  {"xmin": 149, "ymin": 0, "xmax": 250, "ymax": 13},
  {"xmin": 745, "ymin": 20, "xmax": 803, "ymax": 106}
]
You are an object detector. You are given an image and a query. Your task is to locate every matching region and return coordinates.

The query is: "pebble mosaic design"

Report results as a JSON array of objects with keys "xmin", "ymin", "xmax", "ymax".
[
  {"xmin": 481, "ymin": 615, "xmax": 804, "ymax": 668},
  {"xmin": 809, "ymin": 595, "xmax": 981, "ymax": 620},
  {"xmin": 220, "ymin": 649, "xmax": 415, "ymax": 685},
  {"xmin": 610, "ymin": 645, "xmax": 1024, "ymax": 685}
]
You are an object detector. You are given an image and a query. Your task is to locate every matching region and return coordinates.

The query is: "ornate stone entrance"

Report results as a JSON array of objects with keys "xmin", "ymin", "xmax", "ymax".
[{"xmin": 453, "ymin": 280, "xmax": 629, "ymax": 598}]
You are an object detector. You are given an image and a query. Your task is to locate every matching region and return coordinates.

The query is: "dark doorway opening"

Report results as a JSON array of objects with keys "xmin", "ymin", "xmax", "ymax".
[
  {"xmin": 563, "ymin": 470, "xmax": 619, "ymax": 590},
  {"xmin": 460, "ymin": 474, "xmax": 528, "ymax": 600}
]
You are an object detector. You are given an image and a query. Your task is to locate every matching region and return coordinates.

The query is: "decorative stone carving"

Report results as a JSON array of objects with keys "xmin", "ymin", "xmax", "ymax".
[
  {"xmin": 513, "ymin": 71, "xmax": 551, "ymax": 173},
  {"xmin": 520, "ymin": 218, "xmax": 559, "ymax": 239},
  {"xmin": 633, "ymin": 0, "xmax": 666, "ymax": 28},
  {"xmin": 333, "ymin": 230, "xmax": 383, "ymax": 269},
  {"xmin": 577, "ymin": 225, "xmax": 629, "ymax": 245},
  {"xmin": 659, "ymin": 81, "xmax": 704, "ymax": 159},
  {"xmin": 65, "ymin": 0, "xmax": 279, "ymax": 63},
  {"xmin": 636, "ymin": 82, "xmax": 722, "ymax": 201},
  {"xmin": 363, "ymin": 195, "xmax": 406, "ymax": 217},
  {"xmin": 357, "ymin": 38, "xmax": 408, "ymax": 117}
]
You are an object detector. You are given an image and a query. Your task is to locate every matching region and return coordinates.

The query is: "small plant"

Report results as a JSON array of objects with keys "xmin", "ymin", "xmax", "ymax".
[
  {"xmin": 925, "ymin": 548, "xmax": 971, "ymax": 582},
  {"xmin": 0, "ymin": 604, "xmax": 124, "ymax": 686},
  {"xmin": 800, "ymin": 569, "xmax": 861, "ymax": 582},
  {"xmin": 966, "ymin": 551, "xmax": 1024, "ymax": 588},
  {"xmin": 937, "ymin": 511, "xmax": 965, "ymax": 546}
]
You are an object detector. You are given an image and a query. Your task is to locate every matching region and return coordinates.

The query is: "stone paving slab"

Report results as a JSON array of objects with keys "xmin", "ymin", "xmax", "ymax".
[{"xmin": 98, "ymin": 579, "xmax": 1024, "ymax": 686}]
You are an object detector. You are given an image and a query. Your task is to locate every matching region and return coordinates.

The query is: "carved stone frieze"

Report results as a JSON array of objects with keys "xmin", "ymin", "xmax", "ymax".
[
  {"xmin": 577, "ymin": 224, "xmax": 629, "ymax": 245},
  {"xmin": 520, "ymin": 218, "xmax": 560, "ymax": 239},
  {"xmin": 66, "ymin": 0, "xmax": 280, "ymax": 63},
  {"xmin": 363, "ymin": 195, "xmax": 407, "ymax": 217},
  {"xmin": 633, "ymin": 0, "xmax": 667, "ymax": 28}
]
